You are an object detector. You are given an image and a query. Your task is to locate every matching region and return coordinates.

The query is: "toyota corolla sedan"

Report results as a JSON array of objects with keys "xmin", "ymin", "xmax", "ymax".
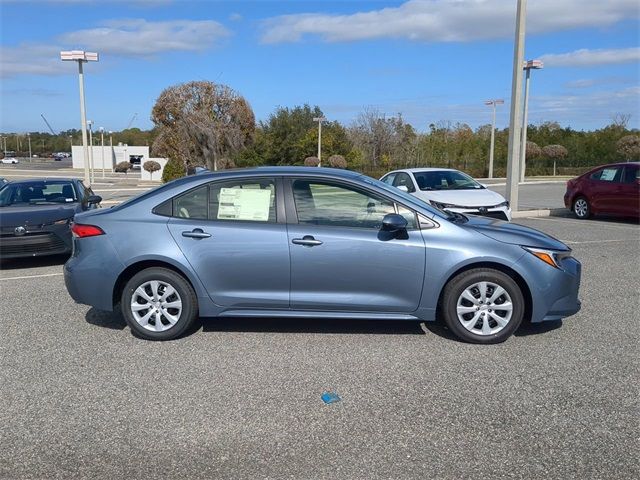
[
  {"xmin": 64, "ymin": 167, "xmax": 580, "ymax": 344},
  {"xmin": 381, "ymin": 168, "xmax": 512, "ymax": 221},
  {"xmin": 0, "ymin": 178, "xmax": 102, "ymax": 259}
]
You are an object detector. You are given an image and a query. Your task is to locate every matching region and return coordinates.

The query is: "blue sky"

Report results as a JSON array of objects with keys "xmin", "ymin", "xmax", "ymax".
[{"xmin": 1, "ymin": 0, "xmax": 639, "ymax": 133}]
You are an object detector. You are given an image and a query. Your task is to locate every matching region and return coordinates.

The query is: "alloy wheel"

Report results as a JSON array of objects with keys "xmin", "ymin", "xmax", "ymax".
[
  {"xmin": 456, "ymin": 281, "xmax": 513, "ymax": 336},
  {"xmin": 574, "ymin": 198, "xmax": 588, "ymax": 218},
  {"xmin": 130, "ymin": 280, "xmax": 183, "ymax": 332}
]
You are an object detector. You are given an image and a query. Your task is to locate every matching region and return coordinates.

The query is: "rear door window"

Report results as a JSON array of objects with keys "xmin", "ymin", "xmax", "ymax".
[{"xmin": 590, "ymin": 167, "xmax": 622, "ymax": 182}]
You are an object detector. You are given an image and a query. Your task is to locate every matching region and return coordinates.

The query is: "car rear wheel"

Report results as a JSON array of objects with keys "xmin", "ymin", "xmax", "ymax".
[
  {"xmin": 442, "ymin": 268, "xmax": 524, "ymax": 344},
  {"xmin": 121, "ymin": 267, "xmax": 197, "ymax": 340},
  {"xmin": 573, "ymin": 196, "xmax": 591, "ymax": 219}
]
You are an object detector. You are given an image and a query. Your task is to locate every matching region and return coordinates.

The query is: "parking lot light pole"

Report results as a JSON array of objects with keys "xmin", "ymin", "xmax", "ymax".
[
  {"xmin": 60, "ymin": 50, "xmax": 98, "ymax": 186},
  {"xmin": 484, "ymin": 99, "xmax": 504, "ymax": 179},
  {"xmin": 505, "ymin": 0, "xmax": 527, "ymax": 212},
  {"xmin": 313, "ymin": 116, "xmax": 326, "ymax": 167},
  {"xmin": 108, "ymin": 131, "xmax": 114, "ymax": 172},
  {"xmin": 27, "ymin": 133, "xmax": 32, "ymax": 159},
  {"xmin": 519, "ymin": 59, "xmax": 543, "ymax": 183},
  {"xmin": 99, "ymin": 127, "xmax": 105, "ymax": 178}
]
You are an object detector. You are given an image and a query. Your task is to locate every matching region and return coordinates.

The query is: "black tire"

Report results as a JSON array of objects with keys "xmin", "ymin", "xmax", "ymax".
[
  {"xmin": 121, "ymin": 267, "xmax": 198, "ymax": 340},
  {"xmin": 441, "ymin": 268, "xmax": 525, "ymax": 344},
  {"xmin": 572, "ymin": 196, "xmax": 591, "ymax": 219}
]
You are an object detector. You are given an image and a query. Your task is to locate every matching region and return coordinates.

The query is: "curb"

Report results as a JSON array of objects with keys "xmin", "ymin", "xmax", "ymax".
[{"xmin": 511, "ymin": 208, "xmax": 568, "ymax": 218}]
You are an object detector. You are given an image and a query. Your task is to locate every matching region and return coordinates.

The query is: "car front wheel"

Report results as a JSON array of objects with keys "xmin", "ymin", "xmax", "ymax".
[
  {"xmin": 442, "ymin": 268, "xmax": 525, "ymax": 344},
  {"xmin": 572, "ymin": 196, "xmax": 591, "ymax": 219},
  {"xmin": 121, "ymin": 267, "xmax": 198, "ymax": 340}
]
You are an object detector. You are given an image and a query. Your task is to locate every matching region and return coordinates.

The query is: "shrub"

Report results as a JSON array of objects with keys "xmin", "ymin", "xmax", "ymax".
[
  {"xmin": 327, "ymin": 154, "xmax": 347, "ymax": 169},
  {"xmin": 162, "ymin": 157, "xmax": 186, "ymax": 183},
  {"xmin": 114, "ymin": 161, "xmax": 131, "ymax": 174},
  {"xmin": 143, "ymin": 160, "xmax": 161, "ymax": 180},
  {"xmin": 616, "ymin": 135, "xmax": 640, "ymax": 161},
  {"xmin": 304, "ymin": 156, "xmax": 320, "ymax": 167},
  {"xmin": 217, "ymin": 158, "xmax": 236, "ymax": 170}
]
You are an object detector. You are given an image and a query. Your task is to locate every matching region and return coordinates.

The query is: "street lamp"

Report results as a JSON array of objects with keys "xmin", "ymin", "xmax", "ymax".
[
  {"xmin": 87, "ymin": 120, "xmax": 95, "ymax": 184},
  {"xmin": 27, "ymin": 133, "xmax": 32, "ymax": 159},
  {"xmin": 60, "ymin": 50, "xmax": 99, "ymax": 185},
  {"xmin": 519, "ymin": 59, "xmax": 543, "ymax": 182},
  {"xmin": 69, "ymin": 135, "xmax": 73, "ymax": 151},
  {"xmin": 312, "ymin": 116, "xmax": 326, "ymax": 167},
  {"xmin": 1, "ymin": 136, "xmax": 5, "ymax": 155},
  {"xmin": 484, "ymin": 99, "xmax": 504, "ymax": 179},
  {"xmin": 99, "ymin": 127, "xmax": 105, "ymax": 178}
]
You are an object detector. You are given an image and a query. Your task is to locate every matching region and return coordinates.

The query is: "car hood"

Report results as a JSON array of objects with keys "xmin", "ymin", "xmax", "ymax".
[
  {"xmin": 412, "ymin": 188, "xmax": 506, "ymax": 207},
  {"xmin": 463, "ymin": 215, "xmax": 569, "ymax": 251},
  {"xmin": 0, "ymin": 204, "xmax": 78, "ymax": 227}
]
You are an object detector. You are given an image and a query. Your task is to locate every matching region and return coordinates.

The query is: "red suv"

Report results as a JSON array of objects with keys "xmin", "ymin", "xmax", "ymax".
[{"xmin": 564, "ymin": 162, "xmax": 639, "ymax": 219}]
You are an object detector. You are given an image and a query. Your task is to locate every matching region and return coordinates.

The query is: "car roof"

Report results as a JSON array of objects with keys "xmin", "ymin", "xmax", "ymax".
[
  {"xmin": 387, "ymin": 168, "xmax": 461, "ymax": 174},
  {"xmin": 194, "ymin": 166, "xmax": 364, "ymax": 180},
  {"xmin": 5, "ymin": 177, "xmax": 79, "ymax": 184}
]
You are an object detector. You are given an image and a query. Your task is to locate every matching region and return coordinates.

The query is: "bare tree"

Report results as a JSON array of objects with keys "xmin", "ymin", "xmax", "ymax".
[
  {"xmin": 526, "ymin": 141, "xmax": 542, "ymax": 159},
  {"xmin": 151, "ymin": 81, "xmax": 255, "ymax": 171},
  {"xmin": 304, "ymin": 156, "xmax": 320, "ymax": 167},
  {"xmin": 610, "ymin": 113, "xmax": 632, "ymax": 129},
  {"xmin": 542, "ymin": 144, "xmax": 568, "ymax": 160},
  {"xmin": 327, "ymin": 154, "xmax": 347, "ymax": 168},
  {"xmin": 143, "ymin": 160, "xmax": 161, "ymax": 180}
]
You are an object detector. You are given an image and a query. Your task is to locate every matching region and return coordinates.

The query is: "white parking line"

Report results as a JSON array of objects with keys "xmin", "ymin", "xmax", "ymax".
[
  {"xmin": 563, "ymin": 239, "xmax": 636, "ymax": 245},
  {"xmin": 527, "ymin": 216, "xmax": 640, "ymax": 231},
  {"xmin": 0, "ymin": 272, "xmax": 64, "ymax": 281}
]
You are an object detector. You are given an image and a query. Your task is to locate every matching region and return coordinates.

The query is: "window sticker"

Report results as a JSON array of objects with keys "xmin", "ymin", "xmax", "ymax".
[
  {"xmin": 217, "ymin": 187, "xmax": 271, "ymax": 221},
  {"xmin": 600, "ymin": 169, "xmax": 617, "ymax": 181}
]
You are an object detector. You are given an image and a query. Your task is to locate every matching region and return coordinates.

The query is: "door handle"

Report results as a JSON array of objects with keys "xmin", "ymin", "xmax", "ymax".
[
  {"xmin": 182, "ymin": 228, "xmax": 211, "ymax": 239},
  {"xmin": 292, "ymin": 235, "xmax": 323, "ymax": 247}
]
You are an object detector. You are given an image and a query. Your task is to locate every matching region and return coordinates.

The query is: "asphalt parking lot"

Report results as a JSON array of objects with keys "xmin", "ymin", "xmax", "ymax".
[{"xmin": 1, "ymin": 211, "xmax": 638, "ymax": 479}]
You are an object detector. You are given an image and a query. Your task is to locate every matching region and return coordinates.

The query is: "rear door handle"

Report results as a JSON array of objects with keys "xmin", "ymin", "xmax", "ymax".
[
  {"xmin": 292, "ymin": 235, "xmax": 323, "ymax": 247},
  {"xmin": 182, "ymin": 228, "xmax": 211, "ymax": 239}
]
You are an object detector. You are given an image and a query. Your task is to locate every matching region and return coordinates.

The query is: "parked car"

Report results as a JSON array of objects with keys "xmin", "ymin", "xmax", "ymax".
[
  {"xmin": 0, "ymin": 177, "xmax": 7, "ymax": 186},
  {"xmin": 64, "ymin": 167, "xmax": 581, "ymax": 344},
  {"xmin": 381, "ymin": 168, "xmax": 511, "ymax": 221},
  {"xmin": 1, "ymin": 157, "xmax": 19, "ymax": 164},
  {"xmin": 564, "ymin": 162, "xmax": 639, "ymax": 219},
  {"xmin": 0, "ymin": 178, "xmax": 101, "ymax": 259}
]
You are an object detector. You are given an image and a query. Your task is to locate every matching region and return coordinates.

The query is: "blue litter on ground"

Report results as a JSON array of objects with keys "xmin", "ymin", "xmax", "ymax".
[{"xmin": 321, "ymin": 391, "xmax": 341, "ymax": 404}]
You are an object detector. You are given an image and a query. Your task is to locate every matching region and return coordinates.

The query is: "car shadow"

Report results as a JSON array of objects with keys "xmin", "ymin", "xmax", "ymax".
[
  {"xmin": 200, "ymin": 317, "xmax": 427, "ymax": 335},
  {"xmin": 551, "ymin": 210, "xmax": 640, "ymax": 225},
  {"xmin": 423, "ymin": 318, "xmax": 564, "ymax": 343},
  {"xmin": 85, "ymin": 308, "xmax": 127, "ymax": 331},
  {"xmin": 0, "ymin": 254, "xmax": 70, "ymax": 270}
]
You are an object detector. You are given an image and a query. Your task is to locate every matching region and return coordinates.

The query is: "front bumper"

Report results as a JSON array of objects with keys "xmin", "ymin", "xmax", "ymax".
[{"xmin": 0, "ymin": 223, "xmax": 72, "ymax": 259}]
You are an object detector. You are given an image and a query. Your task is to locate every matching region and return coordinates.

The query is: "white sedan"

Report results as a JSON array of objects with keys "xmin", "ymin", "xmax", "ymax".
[
  {"xmin": 381, "ymin": 168, "xmax": 512, "ymax": 221},
  {"xmin": 1, "ymin": 157, "xmax": 19, "ymax": 164}
]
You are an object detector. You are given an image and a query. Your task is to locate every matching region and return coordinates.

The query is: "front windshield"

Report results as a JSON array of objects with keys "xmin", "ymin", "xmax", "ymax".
[
  {"xmin": 413, "ymin": 170, "xmax": 483, "ymax": 191},
  {"xmin": 0, "ymin": 180, "xmax": 78, "ymax": 207}
]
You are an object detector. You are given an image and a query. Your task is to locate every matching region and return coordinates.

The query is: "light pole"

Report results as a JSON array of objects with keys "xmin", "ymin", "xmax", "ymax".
[
  {"xmin": 505, "ymin": 0, "xmax": 527, "ymax": 212},
  {"xmin": 27, "ymin": 133, "xmax": 32, "ymax": 159},
  {"xmin": 68, "ymin": 135, "xmax": 73, "ymax": 151},
  {"xmin": 60, "ymin": 50, "xmax": 99, "ymax": 185},
  {"xmin": 519, "ymin": 59, "xmax": 543, "ymax": 182},
  {"xmin": 484, "ymin": 99, "xmax": 504, "ymax": 179},
  {"xmin": 1, "ymin": 136, "xmax": 5, "ymax": 155},
  {"xmin": 99, "ymin": 127, "xmax": 105, "ymax": 178},
  {"xmin": 312, "ymin": 116, "xmax": 326, "ymax": 166},
  {"xmin": 108, "ymin": 131, "xmax": 114, "ymax": 172},
  {"xmin": 87, "ymin": 120, "xmax": 95, "ymax": 184}
]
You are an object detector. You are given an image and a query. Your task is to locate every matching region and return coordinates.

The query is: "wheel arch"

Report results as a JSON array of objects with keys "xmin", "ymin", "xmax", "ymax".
[
  {"xmin": 112, "ymin": 259, "xmax": 199, "ymax": 308},
  {"xmin": 436, "ymin": 261, "xmax": 533, "ymax": 323}
]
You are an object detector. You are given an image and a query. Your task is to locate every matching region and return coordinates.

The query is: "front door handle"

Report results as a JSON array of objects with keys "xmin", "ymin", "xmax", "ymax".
[
  {"xmin": 292, "ymin": 235, "xmax": 323, "ymax": 247},
  {"xmin": 182, "ymin": 228, "xmax": 211, "ymax": 239}
]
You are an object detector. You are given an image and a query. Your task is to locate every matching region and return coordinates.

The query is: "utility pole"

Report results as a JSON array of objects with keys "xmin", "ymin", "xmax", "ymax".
[
  {"xmin": 60, "ymin": 50, "xmax": 98, "ymax": 185},
  {"xmin": 505, "ymin": 0, "xmax": 527, "ymax": 211},
  {"xmin": 313, "ymin": 116, "xmax": 326, "ymax": 166},
  {"xmin": 520, "ymin": 59, "xmax": 543, "ymax": 182},
  {"xmin": 484, "ymin": 99, "xmax": 504, "ymax": 179}
]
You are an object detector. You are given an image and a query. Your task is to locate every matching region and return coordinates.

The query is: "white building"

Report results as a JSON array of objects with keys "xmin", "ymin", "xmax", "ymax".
[{"xmin": 71, "ymin": 144, "xmax": 167, "ymax": 181}]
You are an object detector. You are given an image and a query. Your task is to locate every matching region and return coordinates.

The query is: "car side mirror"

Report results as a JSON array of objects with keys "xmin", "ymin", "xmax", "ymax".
[
  {"xmin": 87, "ymin": 195, "xmax": 102, "ymax": 205},
  {"xmin": 396, "ymin": 185, "xmax": 409, "ymax": 193},
  {"xmin": 381, "ymin": 213, "xmax": 408, "ymax": 233}
]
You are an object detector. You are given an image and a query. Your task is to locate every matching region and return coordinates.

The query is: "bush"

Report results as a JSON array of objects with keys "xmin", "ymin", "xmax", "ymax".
[
  {"xmin": 327, "ymin": 154, "xmax": 347, "ymax": 169},
  {"xmin": 304, "ymin": 156, "xmax": 320, "ymax": 167},
  {"xmin": 114, "ymin": 161, "xmax": 131, "ymax": 174},
  {"xmin": 616, "ymin": 135, "xmax": 640, "ymax": 161},
  {"xmin": 217, "ymin": 158, "xmax": 236, "ymax": 170},
  {"xmin": 162, "ymin": 157, "xmax": 186, "ymax": 183},
  {"xmin": 143, "ymin": 160, "xmax": 162, "ymax": 180}
]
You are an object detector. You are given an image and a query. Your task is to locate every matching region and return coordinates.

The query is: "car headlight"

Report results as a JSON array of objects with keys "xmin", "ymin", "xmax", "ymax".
[
  {"xmin": 496, "ymin": 201, "xmax": 510, "ymax": 208},
  {"xmin": 430, "ymin": 201, "xmax": 458, "ymax": 210},
  {"xmin": 53, "ymin": 218, "xmax": 72, "ymax": 225},
  {"xmin": 523, "ymin": 246, "xmax": 572, "ymax": 269}
]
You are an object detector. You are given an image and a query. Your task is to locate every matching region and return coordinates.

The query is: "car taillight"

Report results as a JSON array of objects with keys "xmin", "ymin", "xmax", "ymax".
[{"xmin": 71, "ymin": 223, "xmax": 105, "ymax": 238}]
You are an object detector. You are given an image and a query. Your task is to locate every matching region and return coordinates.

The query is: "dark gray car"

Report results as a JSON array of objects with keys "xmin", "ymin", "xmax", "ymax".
[{"xmin": 64, "ymin": 167, "xmax": 581, "ymax": 344}]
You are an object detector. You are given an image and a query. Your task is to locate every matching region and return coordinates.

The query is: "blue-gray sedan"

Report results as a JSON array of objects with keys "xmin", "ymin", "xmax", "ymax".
[{"xmin": 64, "ymin": 167, "xmax": 581, "ymax": 343}]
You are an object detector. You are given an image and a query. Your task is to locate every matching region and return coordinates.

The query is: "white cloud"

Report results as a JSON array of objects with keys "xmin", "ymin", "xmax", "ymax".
[
  {"xmin": 540, "ymin": 48, "xmax": 640, "ymax": 67},
  {"xmin": 1, "ymin": 19, "xmax": 230, "ymax": 77},
  {"xmin": 261, "ymin": 0, "xmax": 639, "ymax": 44},
  {"xmin": 59, "ymin": 19, "xmax": 229, "ymax": 56}
]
